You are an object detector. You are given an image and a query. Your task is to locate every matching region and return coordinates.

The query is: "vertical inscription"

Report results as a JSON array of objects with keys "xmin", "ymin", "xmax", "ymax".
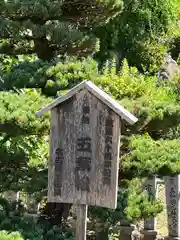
[
  {"xmin": 103, "ymin": 110, "xmax": 113, "ymax": 185},
  {"xmin": 169, "ymin": 178, "xmax": 178, "ymax": 235},
  {"xmin": 144, "ymin": 177, "xmax": 157, "ymax": 230},
  {"xmin": 82, "ymin": 95, "xmax": 90, "ymax": 124},
  {"xmin": 54, "ymin": 147, "xmax": 64, "ymax": 196},
  {"xmin": 165, "ymin": 175, "xmax": 180, "ymax": 238},
  {"xmin": 169, "ymin": 186, "xmax": 177, "ymax": 232},
  {"xmin": 75, "ymin": 95, "xmax": 92, "ymax": 192}
]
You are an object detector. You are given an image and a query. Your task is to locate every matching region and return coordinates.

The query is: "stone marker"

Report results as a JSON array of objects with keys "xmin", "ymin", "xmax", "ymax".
[
  {"xmin": 144, "ymin": 176, "xmax": 158, "ymax": 230},
  {"xmin": 37, "ymin": 80, "xmax": 138, "ymax": 240},
  {"xmin": 165, "ymin": 175, "xmax": 180, "ymax": 240},
  {"xmin": 140, "ymin": 230, "xmax": 158, "ymax": 240}
]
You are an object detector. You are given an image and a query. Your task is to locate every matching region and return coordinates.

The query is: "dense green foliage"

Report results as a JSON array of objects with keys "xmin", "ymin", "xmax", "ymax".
[
  {"xmin": 0, "ymin": 0, "xmax": 180, "ymax": 239},
  {"xmin": 0, "ymin": 0, "xmax": 123, "ymax": 59},
  {"xmin": 0, "ymin": 58, "xmax": 180, "ymax": 237},
  {"xmin": 94, "ymin": 0, "xmax": 179, "ymax": 71},
  {"xmin": 90, "ymin": 178, "xmax": 163, "ymax": 225},
  {"xmin": 0, "ymin": 198, "xmax": 75, "ymax": 240},
  {"xmin": 0, "ymin": 231, "xmax": 23, "ymax": 240}
]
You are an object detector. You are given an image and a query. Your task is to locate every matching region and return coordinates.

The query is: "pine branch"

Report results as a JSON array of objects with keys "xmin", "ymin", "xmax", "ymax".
[
  {"xmin": 0, "ymin": 92, "xmax": 50, "ymax": 135},
  {"xmin": 0, "ymin": 41, "xmax": 35, "ymax": 56},
  {"xmin": 1, "ymin": 0, "xmax": 122, "ymax": 25}
]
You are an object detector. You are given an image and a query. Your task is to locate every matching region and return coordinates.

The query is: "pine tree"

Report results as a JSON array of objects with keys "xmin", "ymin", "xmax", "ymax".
[
  {"xmin": 93, "ymin": 0, "xmax": 178, "ymax": 72},
  {"xmin": 0, "ymin": 0, "xmax": 180, "ymax": 235},
  {"xmin": 0, "ymin": 0, "xmax": 123, "ymax": 225},
  {"xmin": 0, "ymin": 0, "xmax": 122, "ymax": 59}
]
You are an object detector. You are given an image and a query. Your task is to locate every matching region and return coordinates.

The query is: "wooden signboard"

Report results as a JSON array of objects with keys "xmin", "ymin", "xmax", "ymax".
[
  {"xmin": 49, "ymin": 89, "xmax": 120, "ymax": 209},
  {"xmin": 37, "ymin": 80, "xmax": 138, "ymax": 239}
]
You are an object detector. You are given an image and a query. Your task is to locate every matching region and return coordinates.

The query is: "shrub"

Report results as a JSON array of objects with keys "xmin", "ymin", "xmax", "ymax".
[{"xmin": 0, "ymin": 231, "xmax": 24, "ymax": 240}]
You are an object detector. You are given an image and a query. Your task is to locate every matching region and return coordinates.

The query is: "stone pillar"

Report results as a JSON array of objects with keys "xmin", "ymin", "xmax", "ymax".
[
  {"xmin": 140, "ymin": 230, "xmax": 158, "ymax": 240},
  {"xmin": 165, "ymin": 175, "xmax": 180, "ymax": 240},
  {"xmin": 96, "ymin": 228, "xmax": 109, "ymax": 240},
  {"xmin": 4, "ymin": 191, "xmax": 20, "ymax": 202},
  {"xmin": 119, "ymin": 225, "xmax": 140, "ymax": 240},
  {"xmin": 143, "ymin": 176, "xmax": 158, "ymax": 230}
]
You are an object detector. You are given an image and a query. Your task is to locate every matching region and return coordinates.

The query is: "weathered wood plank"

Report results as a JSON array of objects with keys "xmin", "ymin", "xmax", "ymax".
[
  {"xmin": 48, "ymin": 89, "xmax": 121, "ymax": 209},
  {"xmin": 37, "ymin": 81, "xmax": 87, "ymax": 117},
  {"xmin": 85, "ymin": 81, "xmax": 137, "ymax": 125},
  {"xmin": 37, "ymin": 80, "xmax": 138, "ymax": 125}
]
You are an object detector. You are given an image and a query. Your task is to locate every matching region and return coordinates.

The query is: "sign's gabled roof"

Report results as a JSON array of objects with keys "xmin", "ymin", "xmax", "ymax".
[{"xmin": 37, "ymin": 80, "xmax": 138, "ymax": 125}]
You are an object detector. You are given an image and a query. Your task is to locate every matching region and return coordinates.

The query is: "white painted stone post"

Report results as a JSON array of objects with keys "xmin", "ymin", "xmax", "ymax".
[
  {"xmin": 143, "ymin": 176, "xmax": 158, "ymax": 230},
  {"xmin": 165, "ymin": 175, "xmax": 180, "ymax": 240}
]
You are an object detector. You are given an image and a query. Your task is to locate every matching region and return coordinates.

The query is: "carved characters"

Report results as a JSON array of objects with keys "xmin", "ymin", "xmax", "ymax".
[
  {"xmin": 103, "ymin": 111, "xmax": 113, "ymax": 185},
  {"xmin": 169, "ymin": 185, "xmax": 178, "ymax": 233},
  {"xmin": 54, "ymin": 148, "xmax": 64, "ymax": 195},
  {"xmin": 75, "ymin": 95, "xmax": 92, "ymax": 192}
]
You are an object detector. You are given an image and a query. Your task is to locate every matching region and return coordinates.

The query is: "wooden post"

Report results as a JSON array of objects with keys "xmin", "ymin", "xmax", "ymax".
[{"xmin": 76, "ymin": 204, "xmax": 88, "ymax": 240}]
